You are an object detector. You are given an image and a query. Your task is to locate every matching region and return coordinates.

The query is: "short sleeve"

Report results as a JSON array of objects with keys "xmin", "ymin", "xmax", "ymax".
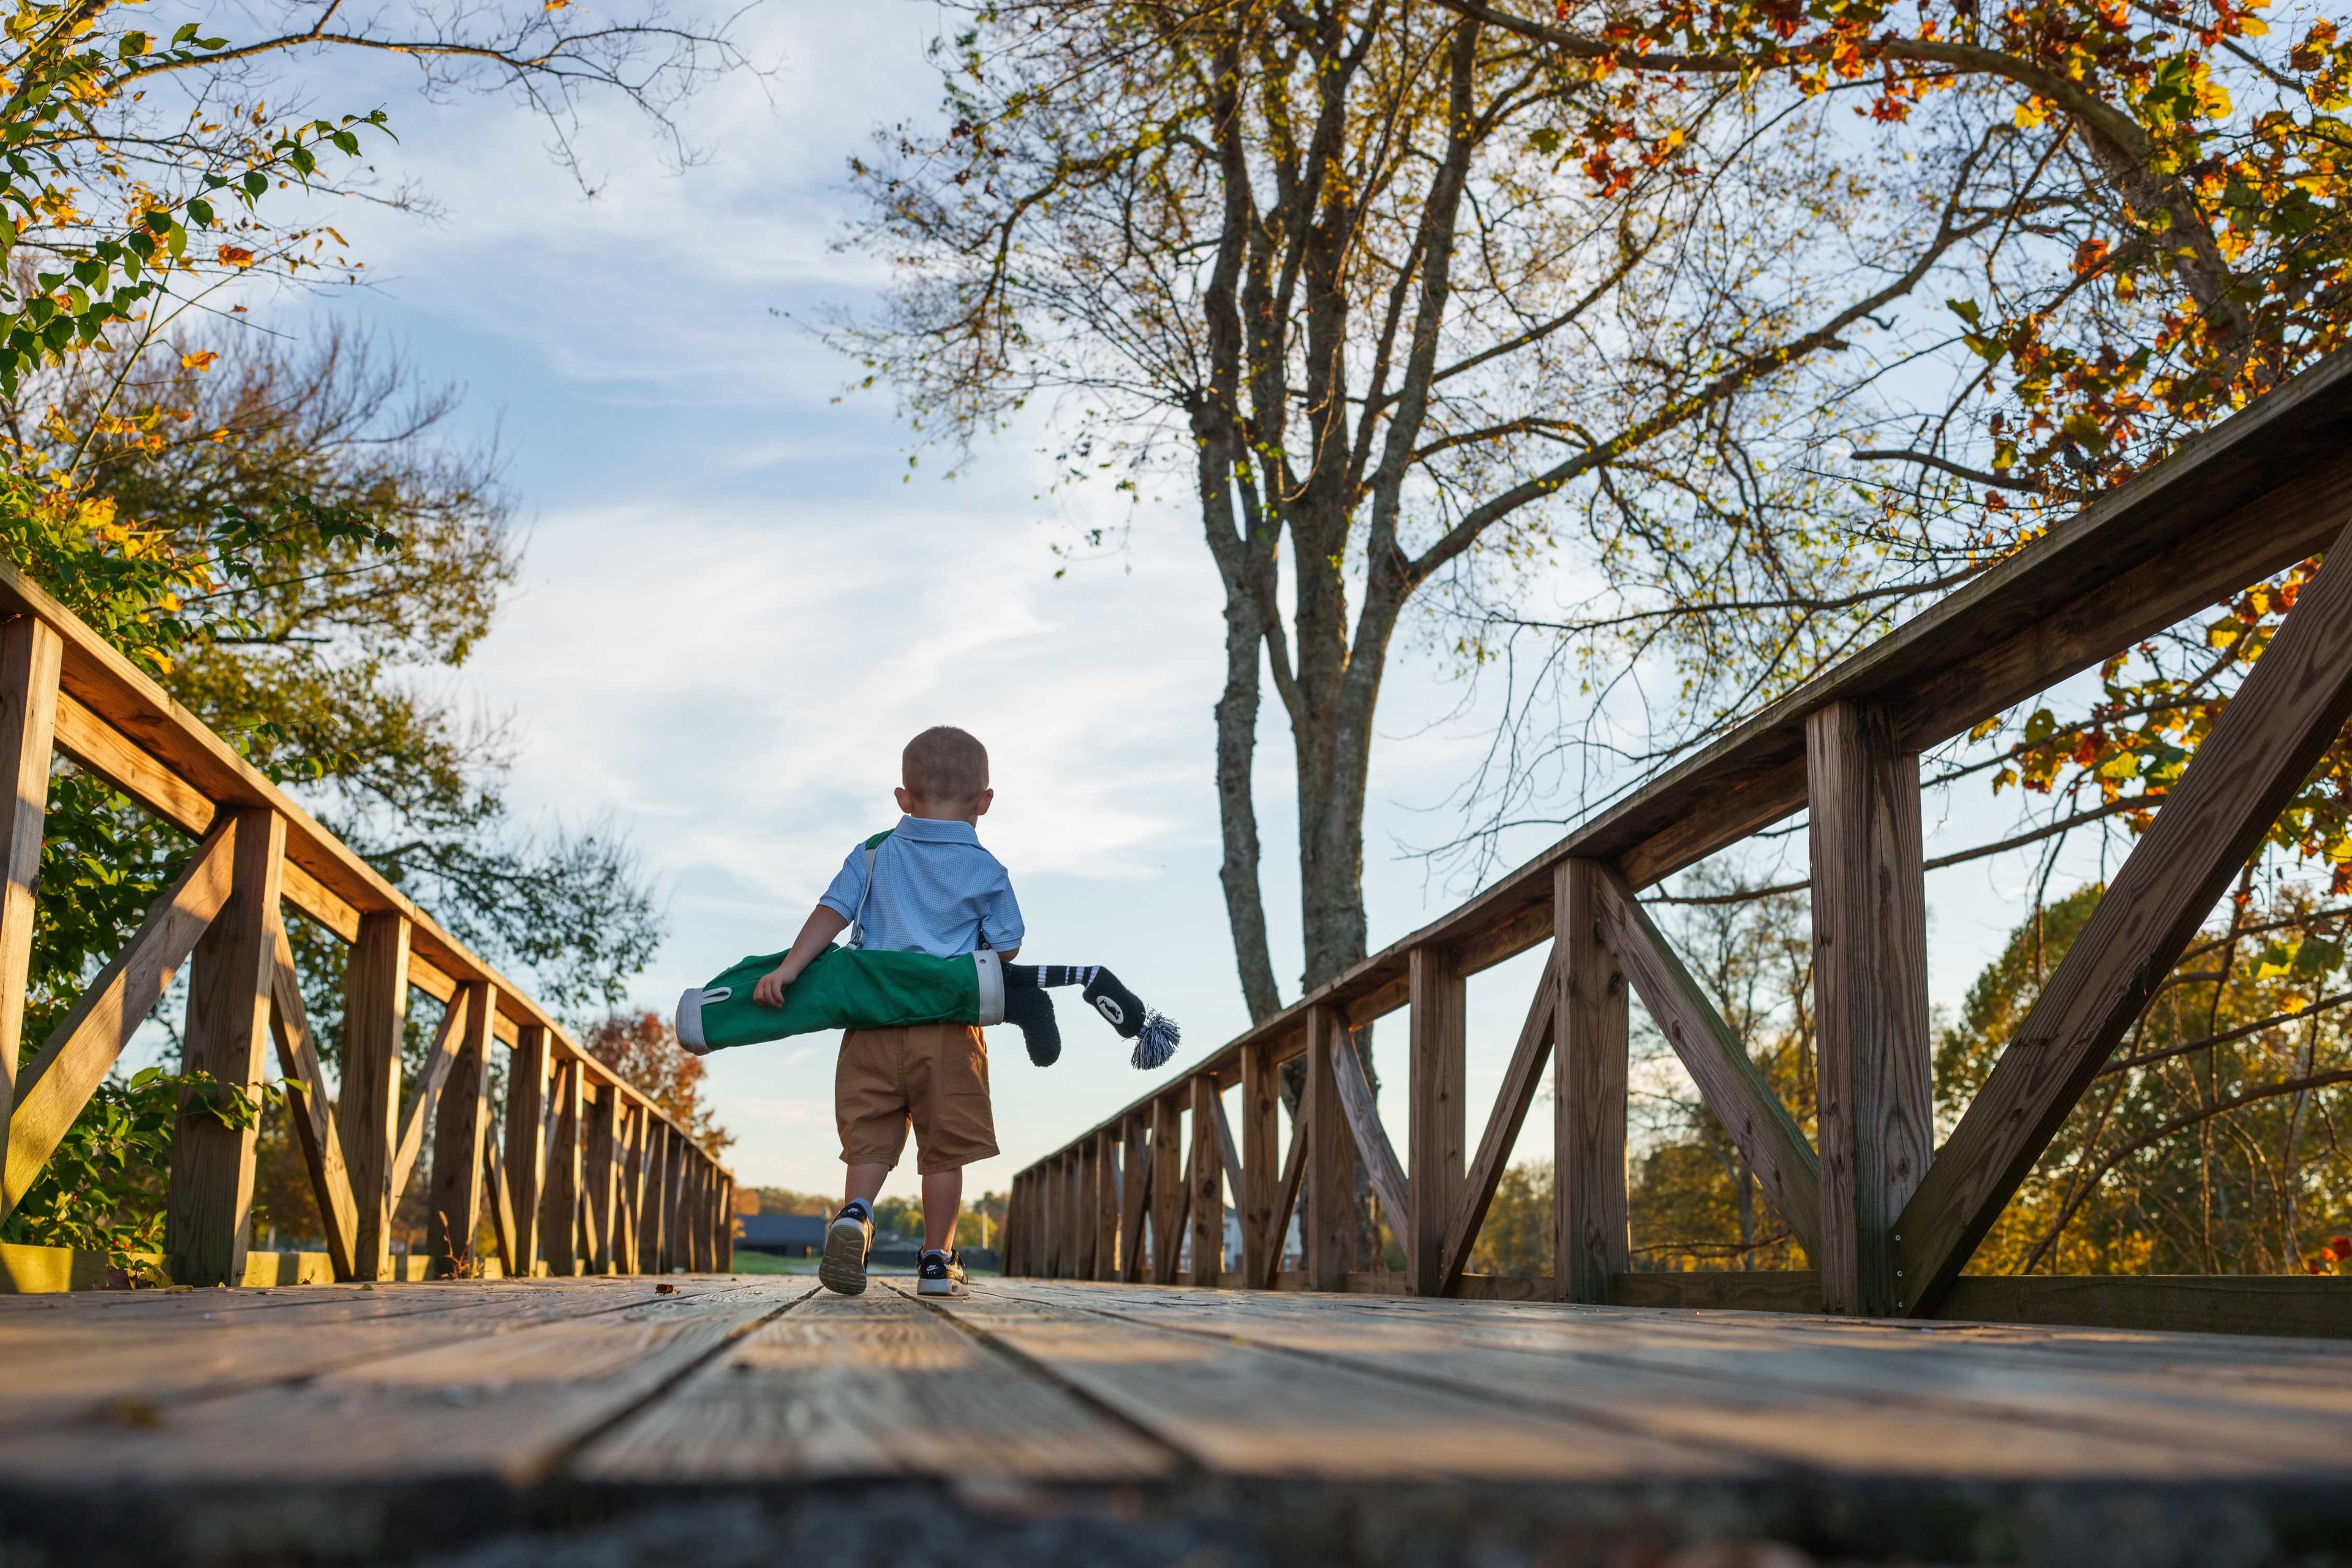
[
  {"xmin": 978, "ymin": 865, "xmax": 1024, "ymax": 951},
  {"xmin": 816, "ymin": 843, "xmax": 869, "ymax": 924}
]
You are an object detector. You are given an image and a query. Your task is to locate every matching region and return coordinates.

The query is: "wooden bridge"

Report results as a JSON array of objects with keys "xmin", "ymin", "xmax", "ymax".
[{"xmin": 12, "ymin": 356, "xmax": 2352, "ymax": 1566}]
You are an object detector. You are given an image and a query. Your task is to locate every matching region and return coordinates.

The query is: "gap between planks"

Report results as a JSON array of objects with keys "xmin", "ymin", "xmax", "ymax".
[{"xmin": 575, "ymin": 1281, "xmax": 1176, "ymax": 1482}]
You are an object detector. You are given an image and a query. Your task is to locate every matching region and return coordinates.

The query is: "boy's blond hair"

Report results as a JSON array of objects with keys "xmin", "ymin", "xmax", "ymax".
[{"xmin": 903, "ymin": 726, "xmax": 989, "ymax": 803}]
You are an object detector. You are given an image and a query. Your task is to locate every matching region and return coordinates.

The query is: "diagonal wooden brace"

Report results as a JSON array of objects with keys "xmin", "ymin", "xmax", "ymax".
[
  {"xmin": 3, "ymin": 818, "xmax": 238, "ymax": 1223},
  {"xmin": 1328, "ymin": 1023, "xmax": 1409, "ymax": 1256},
  {"xmin": 1596, "ymin": 864, "xmax": 1823, "ymax": 1262},
  {"xmin": 1896, "ymin": 516, "xmax": 2352, "ymax": 1312}
]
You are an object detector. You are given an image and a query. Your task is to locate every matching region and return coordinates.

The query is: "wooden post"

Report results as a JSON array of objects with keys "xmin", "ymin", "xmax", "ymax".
[
  {"xmin": 1189, "ymin": 1074, "xmax": 1225, "ymax": 1286},
  {"xmin": 583, "ymin": 1081, "xmax": 619, "ymax": 1273},
  {"xmin": 1555, "ymin": 860, "xmax": 1630, "ymax": 1304},
  {"xmin": 540, "ymin": 1056, "xmax": 582, "ymax": 1276},
  {"xmin": 0, "ymin": 615, "xmax": 59, "ymax": 1188},
  {"xmin": 1303, "ymin": 1004, "xmax": 1355, "ymax": 1292},
  {"xmin": 1406, "ymin": 945, "xmax": 1466, "ymax": 1296},
  {"xmin": 503, "ymin": 1023, "xmax": 549, "ymax": 1276},
  {"xmin": 616, "ymin": 1104, "xmax": 643, "ymax": 1273},
  {"xmin": 1808, "ymin": 699, "xmax": 1932, "ymax": 1317},
  {"xmin": 1150, "ymin": 1093, "xmax": 1183, "ymax": 1283},
  {"xmin": 1063, "ymin": 1150, "xmax": 1084, "ymax": 1277},
  {"xmin": 1240, "ymin": 1044, "xmax": 1280, "ymax": 1287},
  {"xmin": 339, "ymin": 911, "xmax": 410, "ymax": 1281},
  {"xmin": 426, "ymin": 980, "xmax": 497, "ymax": 1279},
  {"xmin": 639, "ymin": 1117, "xmax": 668, "ymax": 1272},
  {"xmin": 1075, "ymin": 1138, "xmax": 1098, "ymax": 1278},
  {"xmin": 1095, "ymin": 1126, "xmax": 1121, "ymax": 1280},
  {"xmin": 663, "ymin": 1126, "xmax": 688, "ymax": 1272},
  {"xmin": 687, "ymin": 1152, "xmax": 706, "ymax": 1278},
  {"xmin": 715, "ymin": 1174, "xmax": 734, "ymax": 1271},
  {"xmin": 165, "ymin": 808, "xmax": 285, "ymax": 1286}
]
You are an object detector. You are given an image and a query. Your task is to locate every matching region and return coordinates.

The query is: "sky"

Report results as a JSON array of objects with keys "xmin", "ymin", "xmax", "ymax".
[{"xmin": 198, "ymin": 0, "xmax": 2124, "ymax": 1204}]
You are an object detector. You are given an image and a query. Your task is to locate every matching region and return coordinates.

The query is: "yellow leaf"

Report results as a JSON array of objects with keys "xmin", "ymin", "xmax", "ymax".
[{"xmin": 179, "ymin": 349, "xmax": 217, "ymax": 371}]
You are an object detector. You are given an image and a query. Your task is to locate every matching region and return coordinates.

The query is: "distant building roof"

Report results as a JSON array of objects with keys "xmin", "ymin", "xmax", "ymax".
[{"xmin": 739, "ymin": 1213, "xmax": 827, "ymax": 1245}]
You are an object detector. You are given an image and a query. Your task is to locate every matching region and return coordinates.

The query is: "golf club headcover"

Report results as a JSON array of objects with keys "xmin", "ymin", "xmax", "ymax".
[
  {"xmin": 1005, "ymin": 965, "xmax": 1180, "ymax": 1069},
  {"xmin": 1004, "ymin": 982, "xmax": 1061, "ymax": 1066}
]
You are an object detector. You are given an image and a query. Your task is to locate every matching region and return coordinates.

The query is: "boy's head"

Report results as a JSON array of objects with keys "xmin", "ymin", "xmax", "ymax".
[{"xmin": 898, "ymin": 726, "xmax": 993, "ymax": 823}]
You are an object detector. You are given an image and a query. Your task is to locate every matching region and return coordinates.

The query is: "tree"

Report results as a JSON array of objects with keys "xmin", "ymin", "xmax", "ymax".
[
  {"xmin": 845, "ymin": 2, "xmax": 2023, "ymax": 1017},
  {"xmin": 583, "ymin": 1010, "xmax": 736, "ymax": 1159}
]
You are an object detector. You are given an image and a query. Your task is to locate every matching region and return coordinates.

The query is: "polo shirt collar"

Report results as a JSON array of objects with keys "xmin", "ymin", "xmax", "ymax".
[{"xmin": 894, "ymin": 815, "xmax": 980, "ymax": 844}]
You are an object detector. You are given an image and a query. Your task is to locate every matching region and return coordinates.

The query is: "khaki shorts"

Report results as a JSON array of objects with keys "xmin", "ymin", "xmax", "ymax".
[{"xmin": 835, "ymin": 1021, "xmax": 998, "ymax": 1175}]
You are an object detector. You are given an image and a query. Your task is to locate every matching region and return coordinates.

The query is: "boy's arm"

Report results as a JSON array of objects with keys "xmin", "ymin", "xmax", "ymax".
[{"xmin": 752, "ymin": 905, "xmax": 850, "ymax": 1007}]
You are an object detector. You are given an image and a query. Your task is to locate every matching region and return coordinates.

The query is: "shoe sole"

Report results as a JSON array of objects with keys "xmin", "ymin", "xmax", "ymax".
[
  {"xmin": 916, "ymin": 1276, "xmax": 967, "ymax": 1297},
  {"xmin": 818, "ymin": 1223, "xmax": 869, "ymax": 1296}
]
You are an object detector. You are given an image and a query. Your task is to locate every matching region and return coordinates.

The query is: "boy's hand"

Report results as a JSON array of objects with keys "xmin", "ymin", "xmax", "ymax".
[
  {"xmin": 754, "ymin": 904, "xmax": 850, "ymax": 1008},
  {"xmin": 752, "ymin": 961, "xmax": 801, "ymax": 1008}
]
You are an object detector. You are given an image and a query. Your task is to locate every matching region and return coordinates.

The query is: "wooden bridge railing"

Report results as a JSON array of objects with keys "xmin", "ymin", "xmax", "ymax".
[
  {"xmin": 0, "ymin": 557, "xmax": 735, "ymax": 1286},
  {"xmin": 1006, "ymin": 347, "xmax": 2352, "ymax": 1335}
]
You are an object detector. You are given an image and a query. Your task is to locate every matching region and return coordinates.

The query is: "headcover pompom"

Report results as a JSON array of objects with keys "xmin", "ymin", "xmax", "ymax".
[{"xmin": 1131, "ymin": 1011, "xmax": 1180, "ymax": 1071}]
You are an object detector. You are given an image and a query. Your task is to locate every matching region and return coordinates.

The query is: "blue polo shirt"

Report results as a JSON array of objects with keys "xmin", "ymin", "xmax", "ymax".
[{"xmin": 816, "ymin": 815, "xmax": 1024, "ymax": 958}]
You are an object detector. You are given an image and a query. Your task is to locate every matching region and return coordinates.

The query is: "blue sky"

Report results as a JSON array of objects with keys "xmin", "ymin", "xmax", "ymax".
[{"xmin": 216, "ymin": 0, "xmax": 2119, "ymax": 1202}]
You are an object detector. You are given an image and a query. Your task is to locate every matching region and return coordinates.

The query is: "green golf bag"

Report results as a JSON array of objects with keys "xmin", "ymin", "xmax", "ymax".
[{"xmin": 674, "ymin": 944, "xmax": 1006, "ymax": 1054}]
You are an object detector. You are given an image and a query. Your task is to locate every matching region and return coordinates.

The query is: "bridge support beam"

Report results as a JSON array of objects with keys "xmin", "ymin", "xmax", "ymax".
[
  {"xmin": 1808, "ymin": 699, "xmax": 1932, "ymax": 1317},
  {"xmin": 1406, "ymin": 946, "xmax": 1464, "ymax": 1296},
  {"xmin": 426, "ymin": 980, "xmax": 498, "ymax": 1279},
  {"xmin": 0, "ymin": 615, "xmax": 59, "ymax": 1191},
  {"xmin": 1303, "ymin": 1005, "xmax": 1354, "ymax": 1292},
  {"xmin": 1555, "ymin": 860, "xmax": 1629, "ymax": 1304},
  {"xmin": 341, "ymin": 911, "xmax": 411, "ymax": 1281},
  {"xmin": 167, "ymin": 807, "xmax": 286, "ymax": 1287}
]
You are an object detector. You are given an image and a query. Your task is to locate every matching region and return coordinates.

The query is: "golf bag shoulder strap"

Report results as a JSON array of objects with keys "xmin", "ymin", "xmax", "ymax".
[{"xmin": 849, "ymin": 829, "xmax": 892, "ymax": 949}]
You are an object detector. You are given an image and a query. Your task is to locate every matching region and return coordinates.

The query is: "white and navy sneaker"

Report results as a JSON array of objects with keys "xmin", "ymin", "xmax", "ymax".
[
  {"xmin": 916, "ymin": 1248, "xmax": 968, "ymax": 1298},
  {"xmin": 819, "ymin": 1202, "xmax": 875, "ymax": 1296}
]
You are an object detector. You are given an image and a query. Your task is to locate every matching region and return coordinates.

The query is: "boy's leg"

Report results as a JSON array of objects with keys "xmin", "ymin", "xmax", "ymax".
[
  {"xmin": 919, "ymin": 1166, "xmax": 962, "ymax": 1252},
  {"xmin": 843, "ymin": 1164, "xmax": 888, "ymax": 1208},
  {"xmin": 828, "ymin": 1028, "xmax": 912, "ymax": 1297}
]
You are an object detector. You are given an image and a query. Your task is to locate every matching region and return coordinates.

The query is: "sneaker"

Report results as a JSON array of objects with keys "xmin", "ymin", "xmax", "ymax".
[
  {"xmin": 916, "ymin": 1248, "xmax": 968, "ymax": 1298},
  {"xmin": 818, "ymin": 1204, "xmax": 874, "ymax": 1297}
]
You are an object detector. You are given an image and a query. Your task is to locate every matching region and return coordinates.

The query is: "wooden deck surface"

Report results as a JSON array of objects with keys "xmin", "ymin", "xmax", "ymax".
[{"xmin": 10, "ymin": 1275, "xmax": 2352, "ymax": 1566}]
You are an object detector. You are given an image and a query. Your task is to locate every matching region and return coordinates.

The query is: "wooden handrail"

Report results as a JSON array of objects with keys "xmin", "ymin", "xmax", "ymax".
[{"xmin": 1009, "ymin": 344, "xmax": 2352, "ymax": 1322}]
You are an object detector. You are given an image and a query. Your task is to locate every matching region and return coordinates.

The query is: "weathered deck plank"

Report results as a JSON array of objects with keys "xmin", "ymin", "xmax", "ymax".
[
  {"xmin": 0, "ymin": 1278, "xmax": 800, "ymax": 1483},
  {"xmin": 578, "ymin": 1284, "xmax": 1174, "ymax": 1480},
  {"xmin": 981, "ymin": 1280, "xmax": 2352, "ymax": 1477},
  {"xmin": 0, "ymin": 1276, "xmax": 745, "ymax": 1425},
  {"xmin": 943, "ymin": 1282, "xmax": 1747, "ymax": 1480}
]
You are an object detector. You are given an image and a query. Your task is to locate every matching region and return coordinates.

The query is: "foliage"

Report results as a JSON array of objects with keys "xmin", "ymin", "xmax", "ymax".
[
  {"xmin": 751, "ymin": 1186, "xmax": 835, "ymax": 1216},
  {"xmin": 1940, "ymin": 880, "xmax": 2352, "ymax": 1273},
  {"xmin": 1468, "ymin": 1161, "xmax": 1555, "ymax": 1276},
  {"xmin": 957, "ymin": 1189, "xmax": 1008, "ymax": 1254},
  {"xmin": 0, "ymin": 1066, "xmax": 265, "ymax": 1265},
  {"xmin": 582, "ymin": 1009, "xmax": 735, "ymax": 1160}
]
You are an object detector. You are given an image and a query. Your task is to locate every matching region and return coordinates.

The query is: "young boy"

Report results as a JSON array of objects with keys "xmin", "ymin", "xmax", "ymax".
[{"xmin": 752, "ymin": 725, "xmax": 1019, "ymax": 1298}]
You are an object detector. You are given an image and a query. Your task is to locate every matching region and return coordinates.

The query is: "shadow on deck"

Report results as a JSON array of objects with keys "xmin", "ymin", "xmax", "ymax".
[{"xmin": 7, "ymin": 1274, "xmax": 2352, "ymax": 1567}]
